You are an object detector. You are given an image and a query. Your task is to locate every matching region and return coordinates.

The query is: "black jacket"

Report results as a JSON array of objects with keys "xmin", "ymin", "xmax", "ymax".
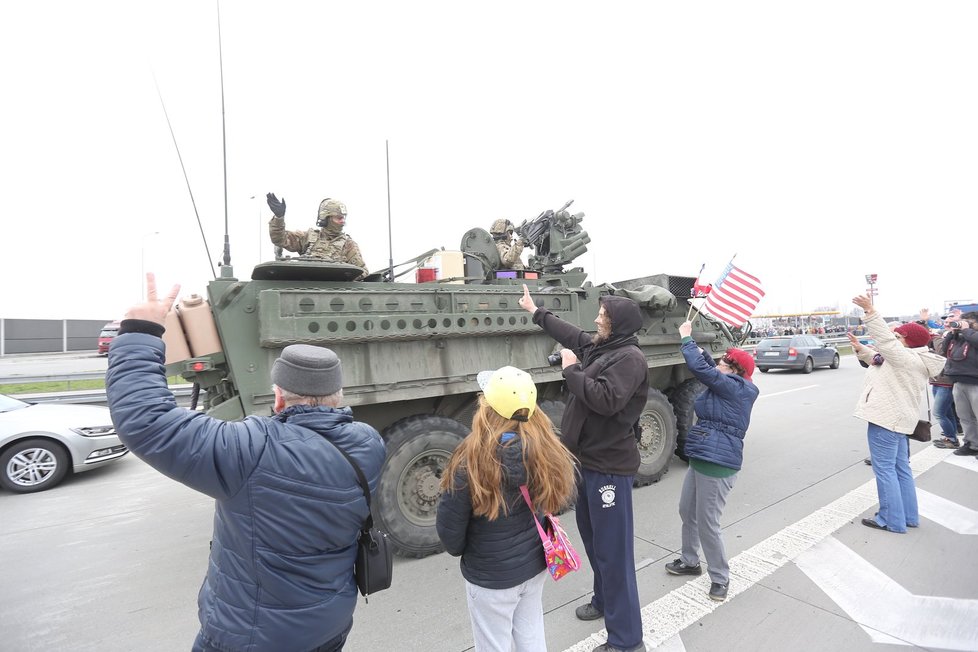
[
  {"xmin": 436, "ymin": 435, "xmax": 547, "ymax": 589},
  {"xmin": 533, "ymin": 295, "xmax": 648, "ymax": 475},
  {"xmin": 943, "ymin": 329, "xmax": 978, "ymax": 385}
]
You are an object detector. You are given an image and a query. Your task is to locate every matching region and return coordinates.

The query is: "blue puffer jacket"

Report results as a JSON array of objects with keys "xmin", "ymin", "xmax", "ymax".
[
  {"xmin": 680, "ymin": 341, "xmax": 759, "ymax": 470},
  {"xmin": 107, "ymin": 331, "xmax": 386, "ymax": 652},
  {"xmin": 436, "ymin": 434, "xmax": 547, "ymax": 589}
]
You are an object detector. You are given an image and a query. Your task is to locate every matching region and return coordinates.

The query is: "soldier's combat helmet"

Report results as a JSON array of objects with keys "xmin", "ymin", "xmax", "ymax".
[
  {"xmin": 317, "ymin": 198, "xmax": 348, "ymax": 227},
  {"xmin": 489, "ymin": 218, "xmax": 514, "ymax": 239}
]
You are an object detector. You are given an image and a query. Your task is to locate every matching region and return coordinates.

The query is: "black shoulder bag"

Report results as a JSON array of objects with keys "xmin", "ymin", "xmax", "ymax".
[{"xmin": 329, "ymin": 442, "xmax": 394, "ymax": 601}]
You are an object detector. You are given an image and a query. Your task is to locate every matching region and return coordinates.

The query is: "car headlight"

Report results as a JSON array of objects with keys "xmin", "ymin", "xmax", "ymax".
[{"xmin": 72, "ymin": 425, "xmax": 117, "ymax": 437}]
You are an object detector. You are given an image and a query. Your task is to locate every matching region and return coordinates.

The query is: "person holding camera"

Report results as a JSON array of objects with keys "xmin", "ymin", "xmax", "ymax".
[
  {"xmin": 518, "ymin": 284, "xmax": 647, "ymax": 652},
  {"xmin": 850, "ymin": 295, "xmax": 945, "ymax": 533},
  {"xmin": 106, "ymin": 274, "xmax": 386, "ymax": 652},
  {"xmin": 941, "ymin": 312, "xmax": 978, "ymax": 457}
]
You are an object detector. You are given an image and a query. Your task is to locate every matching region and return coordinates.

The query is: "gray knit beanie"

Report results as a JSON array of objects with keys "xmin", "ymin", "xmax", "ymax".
[{"xmin": 272, "ymin": 344, "xmax": 342, "ymax": 396}]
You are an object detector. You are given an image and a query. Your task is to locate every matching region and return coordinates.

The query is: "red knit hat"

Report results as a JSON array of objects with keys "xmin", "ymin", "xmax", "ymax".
[
  {"xmin": 894, "ymin": 322, "xmax": 930, "ymax": 348},
  {"xmin": 724, "ymin": 348, "xmax": 755, "ymax": 381}
]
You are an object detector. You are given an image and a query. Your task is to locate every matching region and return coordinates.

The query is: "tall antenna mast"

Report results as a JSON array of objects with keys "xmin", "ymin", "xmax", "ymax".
[
  {"xmin": 217, "ymin": 0, "xmax": 231, "ymax": 271},
  {"xmin": 386, "ymin": 140, "xmax": 394, "ymax": 282}
]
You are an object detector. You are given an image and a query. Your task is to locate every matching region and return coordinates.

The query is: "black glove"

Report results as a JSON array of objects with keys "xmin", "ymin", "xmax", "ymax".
[{"xmin": 266, "ymin": 192, "xmax": 286, "ymax": 218}]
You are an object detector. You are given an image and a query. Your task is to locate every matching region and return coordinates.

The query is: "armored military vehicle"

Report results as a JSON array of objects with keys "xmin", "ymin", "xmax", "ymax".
[{"xmin": 165, "ymin": 201, "xmax": 744, "ymax": 558}]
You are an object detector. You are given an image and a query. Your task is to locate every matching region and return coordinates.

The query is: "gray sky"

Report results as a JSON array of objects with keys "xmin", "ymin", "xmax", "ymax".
[{"xmin": 2, "ymin": 1, "xmax": 975, "ymax": 321}]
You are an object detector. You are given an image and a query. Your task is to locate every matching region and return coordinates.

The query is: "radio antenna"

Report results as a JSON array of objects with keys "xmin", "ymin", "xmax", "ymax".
[
  {"xmin": 217, "ymin": 0, "xmax": 231, "ymax": 271},
  {"xmin": 386, "ymin": 140, "xmax": 394, "ymax": 282},
  {"xmin": 152, "ymin": 72, "xmax": 216, "ymax": 279}
]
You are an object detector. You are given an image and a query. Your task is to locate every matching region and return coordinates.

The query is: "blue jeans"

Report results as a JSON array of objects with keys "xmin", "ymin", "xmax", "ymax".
[
  {"xmin": 867, "ymin": 423, "xmax": 918, "ymax": 532},
  {"xmin": 932, "ymin": 385, "xmax": 959, "ymax": 439}
]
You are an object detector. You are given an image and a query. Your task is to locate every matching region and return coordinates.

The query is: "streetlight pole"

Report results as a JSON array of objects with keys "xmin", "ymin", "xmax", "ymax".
[{"xmin": 864, "ymin": 273, "xmax": 878, "ymax": 306}]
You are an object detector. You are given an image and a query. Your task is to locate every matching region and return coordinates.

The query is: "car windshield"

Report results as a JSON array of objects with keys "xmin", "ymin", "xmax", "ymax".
[
  {"xmin": 0, "ymin": 394, "xmax": 29, "ymax": 412},
  {"xmin": 99, "ymin": 329, "xmax": 118, "ymax": 337},
  {"xmin": 758, "ymin": 338, "xmax": 791, "ymax": 349}
]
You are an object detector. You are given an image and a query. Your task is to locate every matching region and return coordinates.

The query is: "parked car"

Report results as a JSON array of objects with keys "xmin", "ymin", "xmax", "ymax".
[
  {"xmin": 752, "ymin": 335, "xmax": 840, "ymax": 374},
  {"xmin": 0, "ymin": 394, "xmax": 128, "ymax": 493},
  {"xmin": 97, "ymin": 321, "xmax": 120, "ymax": 356}
]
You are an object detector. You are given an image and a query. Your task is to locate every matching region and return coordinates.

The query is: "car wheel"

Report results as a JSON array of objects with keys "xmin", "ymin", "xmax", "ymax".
[
  {"xmin": 759, "ymin": 367, "xmax": 770, "ymax": 373},
  {"xmin": 0, "ymin": 438, "xmax": 70, "ymax": 493},
  {"xmin": 802, "ymin": 357, "xmax": 814, "ymax": 374},
  {"xmin": 830, "ymin": 353, "xmax": 840, "ymax": 369}
]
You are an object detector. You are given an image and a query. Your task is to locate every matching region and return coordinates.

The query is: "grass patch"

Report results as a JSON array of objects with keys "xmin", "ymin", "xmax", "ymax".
[{"xmin": 1, "ymin": 376, "xmax": 187, "ymax": 395}]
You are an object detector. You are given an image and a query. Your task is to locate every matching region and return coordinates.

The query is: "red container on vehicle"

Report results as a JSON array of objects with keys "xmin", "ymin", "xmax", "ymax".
[{"xmin": 416, "ymin": 268, "xmax": 437, "ymax": 283}]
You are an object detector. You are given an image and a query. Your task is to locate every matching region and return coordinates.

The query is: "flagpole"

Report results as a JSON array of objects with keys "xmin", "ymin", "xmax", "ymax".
[{"xmin": 686, "ymin": 263, "xmax": 705, "ymax": 322}]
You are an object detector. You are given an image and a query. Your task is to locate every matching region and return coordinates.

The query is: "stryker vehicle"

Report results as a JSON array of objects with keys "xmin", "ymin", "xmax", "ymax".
[{"xmin": 166, "ymin": 201, "xmax": 745, "ymax": 558}]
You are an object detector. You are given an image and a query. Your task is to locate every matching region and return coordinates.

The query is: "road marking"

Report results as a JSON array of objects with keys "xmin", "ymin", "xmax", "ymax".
[
  {"xmin": 562, "ymin": 445, "xmax": 952, "ymax": 651},
  {"xmin": 755, "ymin": 385, "xmax": 819, "ymax": 399},
  {"xmin": 945, "ymin": 453, "xmax": 978, "ymax": 473},
  {"xmin": 917, "ymin": 488, "xmax": 978, "ymax": 535},
  {"xmin": 795, "ymin": 535, "xmax": 978, "ymax": 650}
]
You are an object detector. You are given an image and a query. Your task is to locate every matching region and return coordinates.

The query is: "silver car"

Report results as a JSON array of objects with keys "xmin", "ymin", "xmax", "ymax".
[
  {"xmin": 753, "ymin": 335, "xmax": 841, "ymax": 374},
  {"xmin": 0, "ymin": 394, "xmax": 128, "ymax": 493}
]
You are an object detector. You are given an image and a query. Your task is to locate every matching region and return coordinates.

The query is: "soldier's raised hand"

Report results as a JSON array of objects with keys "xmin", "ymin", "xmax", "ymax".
[{"xmin": 266, "ymin": 193, "xmax": 286, "ymax": 218}]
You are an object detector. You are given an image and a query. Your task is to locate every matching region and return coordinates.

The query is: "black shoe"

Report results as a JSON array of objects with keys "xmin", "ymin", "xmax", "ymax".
[
  {"xmin": 863, "ymin": 457, "xmax": 872, "ymax": 465},
  {"xmin": 709, "ymin": 582, "xmax": 728, "ymax": 601},
  {"xmin": 593, "ymin": 643, "xmax": 646, "ymax": 652},
  {"xmin": 665, "ymin": 558, "xmax": 702, "ymax": 576},
  {"xmin": 953, "ymin": 445, "xmax": 978, "ymax": 456},
  {"xmin": 934, "ymin": 437, "xmax": 959, "ymax": 449},
  {"xmin": 861, "ymin": 517, "xmax": 889, "ymax": 531},
  {"xmin": 575, "ymin": 602, "xmax": 604, "ymax": 621}
]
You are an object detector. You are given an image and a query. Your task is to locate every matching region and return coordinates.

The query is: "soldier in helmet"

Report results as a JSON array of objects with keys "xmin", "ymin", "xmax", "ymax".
[
  {"xmin": 489, "ymin": 219, "xmax": 526, "ymax": 270},
  {"xmin": 266, "ymin": 193, "xmax": 367, "ymax": 279}
]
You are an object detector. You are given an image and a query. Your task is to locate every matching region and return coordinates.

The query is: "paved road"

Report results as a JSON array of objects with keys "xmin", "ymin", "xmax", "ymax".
[{"xmin": 1, "ymin": 356, "xmax": 976, "ymax": 651}]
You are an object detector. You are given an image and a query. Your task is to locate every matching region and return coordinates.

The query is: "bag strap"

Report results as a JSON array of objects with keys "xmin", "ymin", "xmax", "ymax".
[
  {"xmin": 322, "ymin": 437, "xmax": 374, "ymax": 532},
  {"xmin": 519, "ymin": 485, "xmax": 555, "ymax": 554},
  {"xmin": 924, "ymin": 387, "xmax": 932, "ymax": 421}
]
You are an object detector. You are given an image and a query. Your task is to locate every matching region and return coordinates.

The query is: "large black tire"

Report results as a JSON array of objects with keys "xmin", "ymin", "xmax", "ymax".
[
  {"xmin": 634, "ymin": 389, "xmax": 678, "ymax": 487},
  {"xmin": 0, "ymin": 438, "xmax": 70, "ymax": 493},
  {"xmin": 802, "ymin": 357, "xmax": 814, "ymax": 374},
  {"xmin": 830, "ymin": 353, "xmax": 841, "ymax": 369},
  {"xmin": 374, "ymin": 415, "xmax": 468, "ymax": 558},
  {"xmin": 668, "ymin": 379, "xmax": 705, "ymax": 462}
]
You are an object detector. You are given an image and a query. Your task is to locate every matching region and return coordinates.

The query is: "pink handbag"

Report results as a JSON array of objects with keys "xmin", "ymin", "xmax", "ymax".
[{"xmin": 519, "ymin": 485, "xmax": 582, "ymax": 581}]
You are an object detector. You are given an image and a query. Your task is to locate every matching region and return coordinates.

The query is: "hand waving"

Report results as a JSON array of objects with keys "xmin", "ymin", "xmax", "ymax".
[{"xmin": 266, "ymin": 192, "xmax": 286, "ymax": 218}]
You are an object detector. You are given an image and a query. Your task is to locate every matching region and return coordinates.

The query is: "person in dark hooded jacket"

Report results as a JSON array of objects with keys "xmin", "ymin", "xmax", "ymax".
[
  {"xmin": 437, "ymin": 366, "xmax": 576, "ymax": 651},
  {"xmin": 663, "ymin": 321, "xmax": 759, "ymax": 603},
  {"xmin": 518, "ymin": 285, "xmax": 648, "ymax": 652}
]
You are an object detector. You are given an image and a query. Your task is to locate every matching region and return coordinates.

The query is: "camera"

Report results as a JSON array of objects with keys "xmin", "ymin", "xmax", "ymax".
[
  {"xmin": 947, "ymin": 321, "xmax": 962, "ymax": 329},
  {"xmin": 547, "ymin": 352, "xmax": 563, "ymax": 366}
]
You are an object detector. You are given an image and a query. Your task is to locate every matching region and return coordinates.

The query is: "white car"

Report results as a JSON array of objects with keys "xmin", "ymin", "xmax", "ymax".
[{"xmin": 0, "ymin": 394, "xmax": 128, "ymax": 493}]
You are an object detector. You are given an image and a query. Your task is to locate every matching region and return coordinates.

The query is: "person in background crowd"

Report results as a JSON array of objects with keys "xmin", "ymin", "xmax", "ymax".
[
  {"xmin": 849, "ymin": 295, "xmax": 945, "ymax": 533},
  {"xmin": 664, "ymin": 322, "xmax": 759, "ymax": 602},
  {"xmin": 518, "ymin": 284, "xmax": 647, "ymax": 652},
  {"xmin": 437, "ymin": 366, "xmax": 576, "ymax": 652},
  {"xmin": 106, "ymin": 274, "xmax": 386, "ymax": 652},
  {"xmin": 927, "ymin": 313, "xmax": 961, "ymax": 449},
  {"xmin": 943, "ymin": 312, "xmax": 978, "ymax": 457}
]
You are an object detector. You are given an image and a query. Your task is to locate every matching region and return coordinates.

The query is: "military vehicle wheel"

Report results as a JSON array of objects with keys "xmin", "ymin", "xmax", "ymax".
[
  {"xmin": 634, "ymin": 390, "xmax": 678, "ymax": 487},
  {"xmin": 802, "ymin": 357, "xmax": 814, "ymax": 374},
  {"xmin": 830, "ymin": 353, "xmax": 841, "ymax": 369},
  {"xmin": 375, "ymin": 415, "xmax": 468, "ymax": 558},
  {"xmin": 669, "ymin": 379, "xmax": 704, "ymax": 462}
]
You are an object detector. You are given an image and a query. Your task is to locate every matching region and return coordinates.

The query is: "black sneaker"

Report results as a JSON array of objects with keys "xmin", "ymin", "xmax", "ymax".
[
  {"xmin": 575, "ymin": 602, "xmax": 603, "ymax": 621},
  {"xmin": 864, "ymin": 457, "xmax": 872, "ymax": 466},
  {"xmin": 953, "ymin": 445, "xmax": 978, "ymax": 456},
  {"xmin": 709, "ymin": 582, "xmax": 728, "ymax": 601},
  {"xmin": 593, "ymin": 643, "xmax": 647, "ymax": 652},
  {"xmin": 665, "ymin": 558, "xmax": 702, "ymax": 576}
]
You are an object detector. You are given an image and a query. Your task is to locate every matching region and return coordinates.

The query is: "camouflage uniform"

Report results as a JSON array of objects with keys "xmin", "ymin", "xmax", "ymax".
[
  {"xmin": 269, "ymin": 199, "xmax": 367, "ymax": 278},
  {"xmin": 490, "ymin": 218, "xmax": 525, "ymax": 270}
]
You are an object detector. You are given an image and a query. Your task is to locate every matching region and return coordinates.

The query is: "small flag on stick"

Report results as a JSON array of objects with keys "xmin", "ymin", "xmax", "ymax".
[{"xmin": 701, "ymin": 262, "xmax": 764, "ymax": 327}]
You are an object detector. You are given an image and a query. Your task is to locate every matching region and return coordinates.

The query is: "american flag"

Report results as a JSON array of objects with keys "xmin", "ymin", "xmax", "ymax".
[{"xmin": 702, "ymin": 262, "xmax": 765, "ymax": 327}]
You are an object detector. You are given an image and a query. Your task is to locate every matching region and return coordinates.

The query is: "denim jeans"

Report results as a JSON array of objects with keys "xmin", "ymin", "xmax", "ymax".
[
  {"xmin": 932, "ymin": 385, "xmax": 959, "ymax": 439},
  {"xmin": 867, "ymin": 423, "xmax": 918, "ymax": 532}
]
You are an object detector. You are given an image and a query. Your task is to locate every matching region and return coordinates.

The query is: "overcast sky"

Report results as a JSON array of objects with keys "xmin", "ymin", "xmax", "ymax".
[{"xmin": 2, "ymin": 1, "xmax": 974, "ymax": 321}]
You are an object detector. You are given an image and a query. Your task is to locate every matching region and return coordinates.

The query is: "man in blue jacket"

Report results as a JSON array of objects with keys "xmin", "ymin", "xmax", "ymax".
[{"xmin": 106, "ymin": 274, "xmax": 386, "ymax": 652}]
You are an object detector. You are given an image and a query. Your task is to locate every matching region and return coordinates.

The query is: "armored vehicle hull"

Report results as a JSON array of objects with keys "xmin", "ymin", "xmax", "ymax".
[{"xmin": 170, "ymin": 206, "xmax": 743, "ymax": 557}]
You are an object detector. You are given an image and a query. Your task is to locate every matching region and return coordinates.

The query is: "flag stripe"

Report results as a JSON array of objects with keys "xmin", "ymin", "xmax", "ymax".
[{"xmin": 702, "ymin": 263, "xmax": 765, "ymax": 327}]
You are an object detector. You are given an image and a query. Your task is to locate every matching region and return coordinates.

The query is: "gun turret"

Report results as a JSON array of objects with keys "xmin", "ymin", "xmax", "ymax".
[{"xmin": 514, "ymin": 199, "xmax": 591, "ymax": 273}]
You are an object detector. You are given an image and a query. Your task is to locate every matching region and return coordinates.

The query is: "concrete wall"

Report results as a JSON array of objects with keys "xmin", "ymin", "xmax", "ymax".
[{"xmin": 1, "ymin": 319, "xmax": 111, "ymax": 356}]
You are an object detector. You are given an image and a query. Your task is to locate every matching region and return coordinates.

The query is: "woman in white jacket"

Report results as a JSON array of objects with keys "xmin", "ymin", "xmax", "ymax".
[{"xmin": 849, "ymin": 295, "xmax": 946, "ymax": 533}]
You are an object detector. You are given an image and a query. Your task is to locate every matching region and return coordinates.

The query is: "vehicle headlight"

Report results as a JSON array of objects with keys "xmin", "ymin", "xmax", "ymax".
[{"xmin": 72, "ymin": 425, "xmax": 117, "ymax": 437}]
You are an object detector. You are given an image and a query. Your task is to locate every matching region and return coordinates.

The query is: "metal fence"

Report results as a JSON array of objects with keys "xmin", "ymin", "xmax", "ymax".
[{"xmin": 0, "ymin": 318, "xmax": 111, "ymax": 356}]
